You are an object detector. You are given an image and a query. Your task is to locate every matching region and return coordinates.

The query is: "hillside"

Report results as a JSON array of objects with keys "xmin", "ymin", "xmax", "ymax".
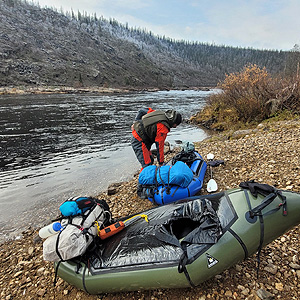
[{"xmin": 0, "ymin": 0, "xmax": 290, "ymax": 89}]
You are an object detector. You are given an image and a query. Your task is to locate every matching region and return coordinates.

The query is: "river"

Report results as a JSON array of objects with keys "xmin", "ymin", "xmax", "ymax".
[{"xmin": 0, "ymin": 89, "xmax": 214, "ymax": 242}]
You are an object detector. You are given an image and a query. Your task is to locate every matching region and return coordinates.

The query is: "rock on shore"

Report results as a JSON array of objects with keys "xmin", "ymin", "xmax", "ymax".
[{"xmin": 1, "ymin": 119, "xmax": 299, "ymax": 300}]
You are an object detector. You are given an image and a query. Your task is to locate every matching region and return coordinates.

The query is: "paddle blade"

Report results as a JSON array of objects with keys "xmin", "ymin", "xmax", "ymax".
[
  {"xmin": 207, "ymin": 153, "xmax": 214, "ymax": 160},
  {"xmin": 207, "ymin": 179, "xmax": 218, "ymax": 193}
]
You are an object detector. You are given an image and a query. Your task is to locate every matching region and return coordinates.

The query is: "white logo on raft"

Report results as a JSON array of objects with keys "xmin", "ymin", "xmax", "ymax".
[{"xmin": 206, "ymin": 253, "xmax": 219, "ymax": 268}]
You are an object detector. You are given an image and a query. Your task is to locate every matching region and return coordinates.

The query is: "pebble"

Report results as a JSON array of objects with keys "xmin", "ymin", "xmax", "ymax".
[
  {"xmin": 242, "ymin": 288, "xmax": 250, "ymax": 296},
  {"xmin": 256, "ymin": 288, "xmax": 275, "ymax": 300},
  {"xmin": 292, "ymin": 255, "xmax": 299, "ymax": 263},
  {"xmin": 264, "ymin": 264, "xmax": 278, "ymax": 275},
  {"xmin": 28, "ymin": 247, "xmax": 34, "ymax": 255},
  {"xmin": 275, "ymin": 282, "xmax": 283, "ymax": 291},
  {"xmin": 289, "ymin": 262, "xmax": 300, "ymax": 270},
  {"xmin": 37, "ymin": 289, "xmax": 46, "ymax": 297},
  {"xmin": 235, "ymin": 264, "xmax": 243, "ymax": 272},
  {"xmin": 37, "ymin": 267, "xmax": 45, "ymax": 275},
  {"xmin": 13, "ymin": 271, "xmax": 23, "ymax": 278}
]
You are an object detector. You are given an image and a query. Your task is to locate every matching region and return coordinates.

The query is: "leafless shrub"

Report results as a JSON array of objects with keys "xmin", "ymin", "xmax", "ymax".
[{"xmin": 199, "ymin": 64, "xmax": 300, "ymax": 130}]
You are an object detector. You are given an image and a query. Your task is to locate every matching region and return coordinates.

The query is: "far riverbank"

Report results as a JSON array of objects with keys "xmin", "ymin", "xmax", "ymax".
[{"xmin": 0, "ymin": 85, "xmax": 212, "ymax": 96}]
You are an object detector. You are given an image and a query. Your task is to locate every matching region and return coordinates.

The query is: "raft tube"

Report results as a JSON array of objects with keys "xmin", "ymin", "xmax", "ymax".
[
  {"xmin": 148, "ymin": 151, "xmax": 207, "ymax": 205},
  {"xmin": 55, "ymin": 183, "xmax": 300, "ymax": 294}
]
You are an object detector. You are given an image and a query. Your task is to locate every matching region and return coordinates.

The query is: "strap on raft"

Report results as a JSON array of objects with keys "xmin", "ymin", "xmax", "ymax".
[
  {"xmin": 239, "ymin": 180, "xmax": 287, "ymax": 277},
  {"xmin": 178, "ymin": 249, "xmax": 196, "ymax": 288}
]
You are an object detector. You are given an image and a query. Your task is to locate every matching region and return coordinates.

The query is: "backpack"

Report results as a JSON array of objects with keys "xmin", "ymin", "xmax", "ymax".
[
  {"xmin": 171, "ymin": 150, "xmax": 198, "ymax": 167},
  {"xmin": 138, "ymin": 161, "xmax": 193, "ymax": 188},
  {"xmin": 43, "ymin": 197, "xmax": 111, "ymax": 262},
  {"xmin": 134, "ymin": 107, "xmax": 177, "ymax": 125},
  {"xmin": 134, "ymin": 107, "xmax": 154, "ymax": 120}
]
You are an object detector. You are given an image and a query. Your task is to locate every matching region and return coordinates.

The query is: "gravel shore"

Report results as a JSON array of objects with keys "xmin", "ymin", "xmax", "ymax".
[{"xmin": 1, "ymin": 118, "xmax": 299, "ymax": 300}]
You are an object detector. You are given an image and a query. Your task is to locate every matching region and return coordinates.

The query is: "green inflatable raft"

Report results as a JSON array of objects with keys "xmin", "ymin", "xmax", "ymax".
[{"xmin": 55, "ymin": 181, "xmax": 300, "ymax": 294}]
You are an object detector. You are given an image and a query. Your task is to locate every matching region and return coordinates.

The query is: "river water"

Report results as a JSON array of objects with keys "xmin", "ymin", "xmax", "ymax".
[{"xmin": 0, "ymin": 89, "xmax": 214, "ymax": 242}]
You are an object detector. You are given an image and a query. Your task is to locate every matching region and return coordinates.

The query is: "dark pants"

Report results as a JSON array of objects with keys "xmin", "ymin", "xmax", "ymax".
[{"xmin": 131, "ymin": 136, "xmax": 154, "ymax": 169}]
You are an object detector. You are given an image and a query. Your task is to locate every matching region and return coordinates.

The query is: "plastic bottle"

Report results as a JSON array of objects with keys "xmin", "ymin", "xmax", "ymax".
[{"xmin": 39, "ymin": 222, "xmax": 63, "ymax": 239}]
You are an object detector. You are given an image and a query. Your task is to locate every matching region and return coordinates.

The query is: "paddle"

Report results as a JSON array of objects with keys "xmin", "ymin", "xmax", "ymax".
[
  {"xmin": 206, "ymin": 153, "xmax": 218, "ymax": 193},
  {"xmin": 98, "ymin": 214, "xmax": 148, "ymax": 240}
]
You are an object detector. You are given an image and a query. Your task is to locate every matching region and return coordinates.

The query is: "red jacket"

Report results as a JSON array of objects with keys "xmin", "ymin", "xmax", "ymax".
[
  {"xmin": 132, "ymin": 108, "xmax": 169, "ymax": 164},
  {"xmin": 153, "ymin": 123, "xmax": 169, "ymax": 164}
]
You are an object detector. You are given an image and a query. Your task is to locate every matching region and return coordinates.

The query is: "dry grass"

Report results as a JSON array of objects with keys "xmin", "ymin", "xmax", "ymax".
[{"xmin": 192, "ymin": 64, "xmax": 300, "ymax": 131}]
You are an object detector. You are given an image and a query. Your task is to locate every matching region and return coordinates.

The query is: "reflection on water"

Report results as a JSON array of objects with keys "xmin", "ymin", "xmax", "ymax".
[{"xmin": 0, "ymin": 89, "xmax": 214, "ymax": 242}]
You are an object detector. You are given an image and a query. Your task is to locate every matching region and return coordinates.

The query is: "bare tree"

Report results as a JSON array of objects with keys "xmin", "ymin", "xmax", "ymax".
[{"xmin": 285, "ymin": 44, "xmax": 300, "ymax": 78}]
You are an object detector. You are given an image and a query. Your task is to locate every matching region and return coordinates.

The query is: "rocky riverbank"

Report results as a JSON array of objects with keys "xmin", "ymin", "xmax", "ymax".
[
  {"xmin": 0, "ymin": 86, "xmax": 158, "ymax": 95},
  {"xmin": 0, "ymin": 86, "xmax": 211, "ymax": 95},
  {"xmin": 1, "ymin": 118, "xmax": 300, "ymax": 300}
]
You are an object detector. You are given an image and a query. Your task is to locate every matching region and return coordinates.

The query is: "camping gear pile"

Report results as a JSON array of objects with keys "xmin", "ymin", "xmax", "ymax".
[
  {"xmin": 39, "ymin": 145, "xmax": 300, "ymax": 295},
  {"xmin": 41, "ymin": 197, "xmax": 112, "ymax": 262},
  {"xmin": 137, "ymin": 143, "xmax": 207, "ymax": 205}
]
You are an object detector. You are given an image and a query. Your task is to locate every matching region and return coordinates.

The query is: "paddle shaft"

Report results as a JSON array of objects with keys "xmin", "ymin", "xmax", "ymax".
[{"xmin": 207, "ymin": 153, "xmax": 218, "ymax": 192}]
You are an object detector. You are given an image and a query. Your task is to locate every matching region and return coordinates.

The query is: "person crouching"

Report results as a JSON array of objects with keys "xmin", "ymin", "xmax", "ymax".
[{"xmin": 131, "ymin": 108, "xmax": 182, "ymax": 170}]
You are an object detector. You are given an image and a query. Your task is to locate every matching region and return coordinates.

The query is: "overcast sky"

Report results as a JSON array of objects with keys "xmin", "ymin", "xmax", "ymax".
[{"xmin": 35, "ymin": 0, "xmax": 300, "ymax": 51}]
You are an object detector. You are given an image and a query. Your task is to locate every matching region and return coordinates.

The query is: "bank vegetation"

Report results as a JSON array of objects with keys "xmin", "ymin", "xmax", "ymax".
[{"xmin": 191, "ymin": 64, "xmax": 300, "ymax": 131}]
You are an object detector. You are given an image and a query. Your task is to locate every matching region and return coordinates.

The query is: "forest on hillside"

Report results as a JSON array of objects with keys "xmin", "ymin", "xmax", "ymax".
[{"xmin": 0, "ymin": 0, "xmax": 299, "ymax": 89}]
